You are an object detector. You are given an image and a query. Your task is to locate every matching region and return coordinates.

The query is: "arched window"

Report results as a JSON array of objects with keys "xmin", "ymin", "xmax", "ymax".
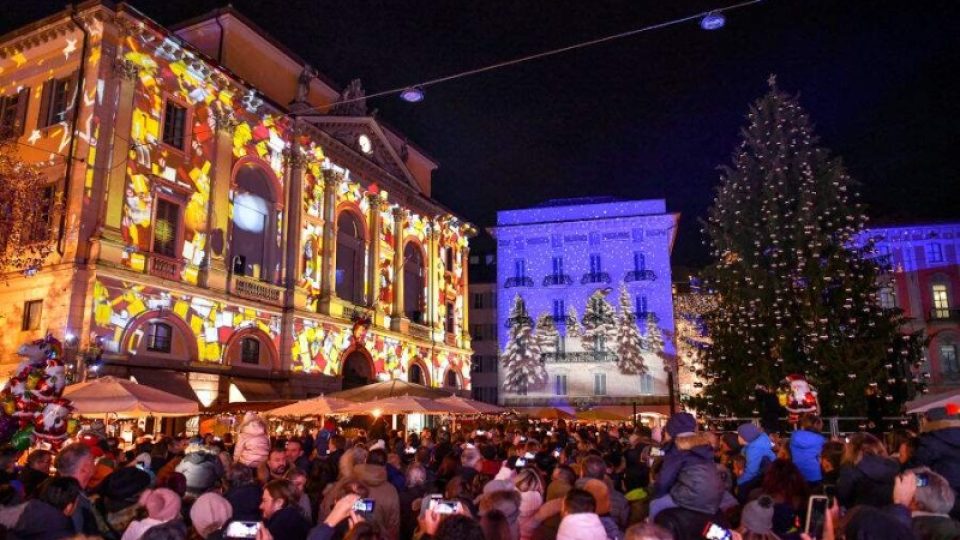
[
  {"xmin": 445, "ymin": 369, "xmax": 459, "ymax": 389},
  {"xmin": 231, "ymin": 164, "xmax": 277, "ymax": 281},
  {"xmin": 403, "ymin": 242, "xmax": 425, "ymax": 323},
  {"xmin": 146, "ymin": 322, "xmax": 172, "ymax": 353},
  {"xmin": 241, "ymin": 337, "xmax": 260, "ymax": 365},
  {"xmin": 335, "ymin": 212, "xmax": 365, "ymax": 305},
  {"xmin": 409, "ymin": 363, "xmax": 425, "ymax": 385}
]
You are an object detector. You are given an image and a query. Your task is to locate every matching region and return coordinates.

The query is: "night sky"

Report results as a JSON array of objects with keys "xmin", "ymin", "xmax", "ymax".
[{"xmin": 4, "ymin": 1, "xmax": 959, "ymax": 268}]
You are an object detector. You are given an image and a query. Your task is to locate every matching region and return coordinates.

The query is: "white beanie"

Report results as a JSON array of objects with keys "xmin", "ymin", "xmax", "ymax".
[{"xmin": 557, "ymin": 513, "xmax": 607, "ymax": 540}]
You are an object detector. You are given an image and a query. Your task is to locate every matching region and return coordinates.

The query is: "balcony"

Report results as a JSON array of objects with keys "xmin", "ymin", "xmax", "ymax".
[
  {"xmin": 580, "ymin": 272, "xmax": 611, "ymax": 285},
  {"xmin": 504, "ymin": 276, "xmax": 535, "ymax": 288},
  {"xmin": 625, "ymin": 269, "xmax": 657, "ymax": 282},
  {"xmin": 636, "ymin": 311, "xmax": 659, "ymax": 323},
  {"xmin": 929, "ymin": 308, "xmax": 960, "ymax": 322},
  {"xmin": 542, "ymin": 274, "xmax": 573, "ymax": 287},
  {"xmin": 541, "ymin": 351, "xmax": 618, "ymax": 364},
  {"xmin": 148, "ymin": 254, "xmax": 184, "ymax": 280},
  {"xmin": 444, "ymin": 333, "xmax": 458, "ymax": 347},
  {"xmin": 231, "ymin": 275, "xmax": 284, "ymax": 305},
  {"xmin": 407, "ymin": 322, "xmax": 432, "ymax": 341}
]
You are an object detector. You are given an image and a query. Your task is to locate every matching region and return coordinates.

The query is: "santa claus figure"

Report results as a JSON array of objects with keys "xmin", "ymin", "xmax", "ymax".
[{"xmin": 779, "ymin": 374, "xmax": 820, "ymax": 424}]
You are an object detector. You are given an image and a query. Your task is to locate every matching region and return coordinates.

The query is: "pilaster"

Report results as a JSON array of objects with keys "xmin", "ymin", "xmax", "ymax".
[
  {"xmin": 279, "ymin": 132, "xmax": 306, "ymax": 371},
  {"xmin": 366, "ymin": 194, "xmax": 383, "ymax": 320},
  {"xmin": 100, "ymin": 58, "xmax": 139, "ymax": 252},
  {"xmin": 390, "ymin": 206, "xmax": 407, "ymax": 332},
  {"xmin": 203, "ymin": 106, "xmax": 239, "ymax": 292},
  {"xmin": 318, "ymin": 170, "xmax": 340, "ymax": 314},
  {"xmin": 460, "ymin": 244, "xmax": 472, "ymax": 347},
  {"xmin": 427, "ymin": 224, "xmax": 440, "ymax": 329}
]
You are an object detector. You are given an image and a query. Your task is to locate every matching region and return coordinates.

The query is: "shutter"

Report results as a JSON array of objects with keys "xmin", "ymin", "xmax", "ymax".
[
  {"xmin": 38, "ymin": 79, "xmax": 53, "ymax": 128},
  {"xmin": 65, "ymin": 70, "xmax": 80, "ymax": 123},
  {"xmin": 13, "ymin": 87, "xmax": 29, "ymax": 136}
]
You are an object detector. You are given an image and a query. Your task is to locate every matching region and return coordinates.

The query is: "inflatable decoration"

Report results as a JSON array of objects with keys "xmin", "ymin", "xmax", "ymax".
[
  {"xmin": 0, "ymin": 334, "xmax": 74, "ymax": 450},
  {"xmin": 777, "ymin": 373, "xmax": 819, "ymax": 423}
]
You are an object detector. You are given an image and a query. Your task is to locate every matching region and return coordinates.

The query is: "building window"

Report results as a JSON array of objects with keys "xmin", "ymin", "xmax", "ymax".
[
  {"xmin": 878, "ymin": 286, "xmax": 897, "ymax": 310},
  {"xmin": 552, "ymin": 300, "xmax": 565, "ymax": 322},
  {"xmin": 636, "ymin": 295, "xmax": 648, "ymax": 318},
  {"xmin": 940, "ymin": 343, "xmax": 959, "ymax": 380},
  {"xmin": 445, "ymin": 302, "xmax": 455, "ymax": 334},
  {"xmin": 926, "ymin": 243, "xmax": 944, "ymax": 264},
  {"xmin": 641, "ymin": 373, "xmax": 654, "ymax": 394},
  {"xmin": 152, "ymin": 198, "xmax": 180, "ymax": 258},
  {"xmin": 472, "ymin": 293, "xmax": 484, "ymax": 309},
  {"xmin": 403, "ymin": 243, "xmax": 425, "ymax": 323},
  {"xmin": 634, "ymin": 252, "xmax": 646, "ymax": 272},
  {"xmin": 552, "ymin": 257, "xmax": 564, "ymax": 277},
  {"xmin": 445, "ymin": 370, "xmax": 459, "ymax": 389},
  {"xmin": 410, "ymin": 363, "xmax": 425, "ymax": 385},
  {"xmin": 444, "ymin": 247, "xmax": 454, "ymax": 272},
  {"xmin": 555, "ymin": 374, "xmax": 568, "ymax": 396},
  {"xmin": 0, "ymin": 88, "xmax": 29, "ymax": 138},
  {"xmin": 162, "ymin": 100, "xmax": 188, "ymax": 150},
  {"xmin": 146, "ymin": 322, "xmax": 173, "ymax": 353},
  {"xmin": 590, "ymin": 254, "xmax": 602, "ymax": 274},
  {"xmin": 594, "ymin": 373, "xmax": 606, "ymax": 396},
  {"xmin": 25, "ymin": 185, "xmax": 55, "ymax": 243},
  {"xmin": 240, "ymin": 337, "xmax": 260, "ymax": 364},
  {"xmin": 932, "ymin": 284, "xmax": 950, "ymax": 319},
  {"xmin": 515, "ymin": 259, "xmax": 526, "ymax": 279},
  {"xmin": 21, "ymin": 300, "xmax": 42, "ymax": 331},
  {"xmin": 232, "ymin": 163, "xmax": 277, "ymax": 281},
  {"xmin": 335, "ymin": 212, "xmax": 365, "ymax": 304},
  {"xmin": 516, "ymin": 380, "xmax": 527, "ymax": 396},
  {"xmin": 39, "ymin": 75, "xmax": 74, "ymax": 128},
  {"xmin": 471, "ymin": 324, "xmax": 483, "ymax": 342}
]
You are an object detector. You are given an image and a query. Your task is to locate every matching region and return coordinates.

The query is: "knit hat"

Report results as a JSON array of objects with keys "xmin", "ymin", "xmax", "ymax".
[
  {"xmin": 721, "ymin": 432, "xmax": 742, "ymax": 452},
  {"xmin": 557, "ymin": 512, "xmax": 607, "ymax": 540},
  {"xmin": 190, "ymin": 492, "xmax": 233, "ymax": 538},
  {"xmin": 741, "ymin": 495, "xmax": 774, "ymax": 534},
  {"xmin": 581, "ymin": 479, "xmax": 611, "ymax": 515},
  {"xmin": 139, "ymin": 488, "xmax": 181, "ymax": 522},
  {"xmin": 100, "ymin": 466, "xmax": 152, "ymax": 511},
  {"xmin": 665, "ymin": 413, "xmax": 697, "ymax": 438},
  {"xmin": 737, "ymin": 423, "xmax": 763, "ymax": 443}
]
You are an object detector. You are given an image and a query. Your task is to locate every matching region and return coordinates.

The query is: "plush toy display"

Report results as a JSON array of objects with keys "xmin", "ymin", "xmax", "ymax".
[
  {"xmin": 778, "ymin": 373, "xmax": 819, "ymax": 423},
  {"xmin": 0, "ymin": 334, "xmax": 75, "ymax": 450}
]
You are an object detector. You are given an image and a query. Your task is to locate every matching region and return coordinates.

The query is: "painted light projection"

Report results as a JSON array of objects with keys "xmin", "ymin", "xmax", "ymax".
[{"xmin": 493, "ymin": 198, "xmax": 678, "ymax": 406}]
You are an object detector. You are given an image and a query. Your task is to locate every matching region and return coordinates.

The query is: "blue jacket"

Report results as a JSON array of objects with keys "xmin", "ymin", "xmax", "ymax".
[
  {"xmin": 739, "ymin": 433, "xmax": 775, "ymax": 485},
  {"xmin": 790, "ymin": 429, "xmax": 826, "ymax": 482}
]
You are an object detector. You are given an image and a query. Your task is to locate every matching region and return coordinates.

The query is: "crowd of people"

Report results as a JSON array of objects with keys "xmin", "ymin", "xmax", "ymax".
[{"xmin": 0, "ymin": 405, "xmax": 958, "ymax": 540}]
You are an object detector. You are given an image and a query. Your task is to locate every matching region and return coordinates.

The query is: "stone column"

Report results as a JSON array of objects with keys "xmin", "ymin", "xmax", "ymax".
[
  {"xmin": 319, "ymin": 171, "xmax": 339, "ymax": 308},
  {"xmin": 101, "ymin": 59, "xmax": 139, "ymax": 243},
  {"xmin": 426, "ymin": 224, "xmax": 440, "ymax": 330},
  {"xmin": 390, "ymin": 206, "xmax": 406, "ymax": 329},
  {"xmin": 366, "ymin": 194, "xmax": 382, "ymax": 311},
  {"xmin": 203, "ymin": 107, "xmax": 238, "ymax": 291},
  {"xmin": 460, "ymin": 244, "xmax": 471, "ymax": 345}
]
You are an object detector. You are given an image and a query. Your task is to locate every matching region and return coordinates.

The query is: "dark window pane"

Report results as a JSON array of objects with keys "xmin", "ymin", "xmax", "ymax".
[
  {"xmin": 147, "ymin": 322, "xmax": 172, "ymax": 353},
  {"xmin": 22, "ymin": 300, "xmax": 42, "ymax": 331},
  {"xmin": 162, "ymin": 101, "xmax": 187, "ymax": 149},
  {"xmin": 241, "ymin": 338, "xmax": 260, "ymax": 364},
  {"xmin": 153, "ymin": 199, "xmax": 180, "ymax": 257}
]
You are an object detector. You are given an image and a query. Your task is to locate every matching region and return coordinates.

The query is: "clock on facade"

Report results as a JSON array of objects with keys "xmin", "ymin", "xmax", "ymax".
[{"xmin": 358, "ymin": 134, "xmax": 373, "ymax": 155}]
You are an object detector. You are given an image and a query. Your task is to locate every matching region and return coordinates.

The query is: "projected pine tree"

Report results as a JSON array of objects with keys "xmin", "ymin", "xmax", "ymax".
[
  {"xmin": 535, "ymin": 313, "xmax": 559, "ymax": 354},
  {"xmin": 643, "ymin": 313, "xmax": 664, "ymax": 354},
  {"xmin": 582, "ymin": 288, "xmax": 617, "ymax": 353},
  {"xmin": 615, "ymin": 285, "xmax": 647, "ymax": 374},
  {"xmin": 501, "ymin": 294, "xmax": 545, "ymax": 393}
]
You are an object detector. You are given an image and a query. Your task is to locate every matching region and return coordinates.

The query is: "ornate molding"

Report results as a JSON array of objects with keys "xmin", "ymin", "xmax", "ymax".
[
  {"xmin": 113, "ymin": 57, "xmax": 140, "ymax": 81},
  {"xmin": 211, "ymin": 106, "xmax": 239, "ymax": 134}
]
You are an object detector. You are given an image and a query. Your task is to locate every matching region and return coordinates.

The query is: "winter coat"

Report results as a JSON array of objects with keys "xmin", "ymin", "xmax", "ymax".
[
  {"xmin": 398, "ymin": 484, "xmax": 426, "ymax": 540},
  {"xmin": 574, "ymin": 478, "xmax": 630, "ymax": 530},
  {"xmin": 12, "ymin": 499, "xmax": 76, "ymax": 540},
  {"xmin": 912, "ymin": 419, "xmax": 960, "ymax": 494},
  {"xmin": 233, "ymin": 412, "xmax": 270, "ymax": 468},
  {"xmin": 912, "ymin": 511, "xmax": 960, "ymax": 540},
  {"xmin": 652, "ymin": 432, "xmax": 723, "ymax": 516},
  {"xmin": 837, "ymin": 454, "xmax": 899, "ymax": 508},
  {"xmin": 225, "ymin": 483, "xmax": 262, "ymax": 522},
  {"xmin": 654, "ymin": 506, "xmax": 730, "ymax": 540},
  {"xmin": 320, "ymin": 464, "xmax": 401, "ymax": 540},
  {"xmin": 264, "ymin": 506, "xmax": 310, "ymax": 540},
  {"xmin": 790, "ymin": 429, "xmax": 827, "ymax": 483},
  {"xmin": 176, "ymin": 446, "xmax": 225, "ymax": 497},
  {"xmin": 599, "ymin": 515, "xmax": 623, "ymax": 540},
  {"xmin": 739, "ymin": 433, "xmax": 775, "ymax": 486},
  {"xmin": 518, "ymin": 490, "xmax": 544, "ymax": 540}
]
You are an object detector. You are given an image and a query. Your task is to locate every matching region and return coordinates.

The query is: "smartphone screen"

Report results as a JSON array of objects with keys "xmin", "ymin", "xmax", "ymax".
[
  {"xmin": 702, "ymin": 522, "xmax": 732, "ymax": 540},
  {"xmin": 431, "ymin": 499, "xmax": 460, "ymax": 514},
  {"xmin": 353, "ymin": 499, "xmax": 375, "ymax": 514},
  {"xmin": 916, "ymin": 473, "xmax": 929, "ymax": 488},
  {"xmin": 805, "ymin": 495, "xmax": 829, "ymax": 539},
  {"xmin": 224, "ymin": 521, "xmax": 261, "ymax": 539},
  {"xmin": 515, "ymin": 458, "xmax": 526, "ymax": 467}
]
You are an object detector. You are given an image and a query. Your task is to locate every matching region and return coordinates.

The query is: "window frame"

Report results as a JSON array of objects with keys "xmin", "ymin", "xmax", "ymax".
[
  {"xmin": 593, "ymin": 372, "xmax": 607, "ymax": 396},
  {"xmin": 38, "ymin": 74, "xmax": 76, "ymax": 129},
  {"xmin": 926, "ymin": 242, "xmax": 944, "ymax": 264},
  {"xmin": 240, "ymin": 337, "xmax": 260, "ymax": 365},
  {"xmin": 334, "ymin": 211, "xmax": 366, "ymax": 304},
  {"xmin": 146, "ymin": 322, "xmax": 173, "ymax": 353},
  {"xmin": 21, "ymin": 300, "xmax": 42, "ymax": 331},
  {"xmin": 932, "ymin": 283, "xmax": 950, "ymax": 318},
  {"xmin": 0, "ymin": 87, "xmax": 30, "ymax": 138},
  {"xmin": 555, "ymin": 374, "xmax": 568, "ymax": 396},
  {"xmin": 159, "ymin": 95, "xmax": 192, "ymax": 153},
  {"xmin": 151, "ymin": 194, "xmax": 184, "ymax": 259}
]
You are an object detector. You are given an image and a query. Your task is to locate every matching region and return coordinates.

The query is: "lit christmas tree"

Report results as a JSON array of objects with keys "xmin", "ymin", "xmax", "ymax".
[
  {"xmin": 615, "ymin": 285, "xmax": 647, "ymax": 374},
  {"xmin": 0, "ymin": 140, "xmax": 57, "ymax": 273},
  {"xmin": 694, "ymin": 77, "xmax": 924, "ymax": 417},
  {"xmin": 535, "ymin": 313, "xmax": 559, "ymax": 354},
  {"xmin": 582, "ymin": 288, "xmax": 617, "ymax": 353},
  {"xmin": 643, "ymin": 313, "xmax": 665, "ymax": 355},
  {"xmin": 501, "ymin": 294, "xmax": 545, "ymax": 393}
]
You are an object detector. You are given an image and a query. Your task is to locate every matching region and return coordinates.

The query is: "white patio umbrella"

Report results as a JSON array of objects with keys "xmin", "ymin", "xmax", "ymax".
[
  {"xmin": 63, "ymin": 376, "xmax": 199, "ymax": 418},
  {"xmin": 435, "ymin": 395, "xmax": 505, "ymax": 415},
  {"xmin": 264, "ymin": 395, "xmax": 353, "ymax": 417}
]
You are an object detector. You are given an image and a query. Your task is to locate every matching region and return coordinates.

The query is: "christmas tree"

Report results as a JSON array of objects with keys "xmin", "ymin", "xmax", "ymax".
[
  {"xmin": 694, "ymin": 77, "xmax": 924, "ymax": 417},
  {"xmin": 643, "ymin": 313, "xmax": 665, "ymax": 354},
  {"xmin": 565, "ymin": 305, "xmax": 584, "ymax": 339},
  {"xmin": 501, "ymin": 294, "xmax": 545, "ymax": 393},
  {"xmin": 615, "ymin": 285, "xmax": 647, "ymax": 374},
  {"xmin": 581, "ymin": 288, "xmax": 617, "ymax": 353},
  {"xmin": 535, "ymin": 313, "xmax": 559, "ymax": 354},
  {"xmin": 0, "ymin": 140, "xmax": 57, "ymax": 273}
]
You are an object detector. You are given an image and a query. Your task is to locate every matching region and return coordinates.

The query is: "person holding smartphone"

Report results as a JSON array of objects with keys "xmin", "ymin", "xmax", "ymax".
[{"xmin": 260, "ymin": 479, "xmax": 310, "ymax": 540}]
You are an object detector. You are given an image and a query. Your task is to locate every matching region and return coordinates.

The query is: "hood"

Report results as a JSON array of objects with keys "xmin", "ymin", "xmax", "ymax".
[
  {"xmin": 748, "ymin": 432, "xmax": 773, "ymax": 449},
  {"xmin": 857, "ymin": 454, "xmax": 900, "ymax": 481},
  {"xmin": 353, "ymin": 464, "xmax": 387, "ymax": 487},
  {"xmin": 15, "ymin": 500, "xmax": 73, "ymax": 537},
  {"xmin": 791, "ymin": 429, "xmax": 825, "ymax": 450},
  {"xmin": 675, "ymin": 432, "xmax": 715, "ymax": 452}
]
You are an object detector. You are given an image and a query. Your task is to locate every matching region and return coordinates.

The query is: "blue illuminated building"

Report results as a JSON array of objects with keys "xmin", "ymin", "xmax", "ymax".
[{"xmin": 491, "ymin": 197, "xmax": 679, "ymax": 408}]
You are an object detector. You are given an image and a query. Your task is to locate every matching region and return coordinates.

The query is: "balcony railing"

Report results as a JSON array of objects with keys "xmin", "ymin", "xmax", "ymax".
[
  {"xmin": 232, "ymin": 275, "xmax": 284, "ymax": 305},
  {"xmin": 542, "ymin": 274, "xmax": 573, "ymax": 287},
  {"xmin": 580, "ymin": 272, "xmax": 611, "ymax": 285},
  {"xmin": 541, "ymin": 351, "xmax": 618, "ymax": 364},
  {"xmin": 148, "ymin": 254, "xmax": 184, "ymax": 280},
  {"xmin": 929, "ymin": 308, "xmax": 960, "ymax": 322},
  {"xmin": 504, "ymin": 276, "xmax": 535, "ymax": 288},
  {"xmin": 625, "ymin": 269, "xmax": 657, "ymax": 282}
]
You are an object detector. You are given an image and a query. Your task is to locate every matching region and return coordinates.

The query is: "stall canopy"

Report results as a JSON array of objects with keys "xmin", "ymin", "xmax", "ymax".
[
  {"xmin": 906, "ymin": 389, "xmax": 960, "ymax": 414},
  {"xmin": 340, "ymin": 395, "xmax": 474, "ymax": 416},
  {"xmin": 330, "ymin": 379, "xmax": 454, "ymax": 402},
  {"xmin": 576, "ymin": 408, "xmax": 631, "ymax": 421},
  {"xmin": 436, "ymin": 395, "xmax": 505, "ymax": 415},
  {"xmin": 229, "ymin": 379, "xmax": 281, "ymax": 402},
  {"xmin": 264, "ymin": 396, "xmax": 353, "ymax": 417},
  {"xmin": 515, "ymin": 406, "xmax": 575, "ymax": 420},
  {"xmin": 129, "ymin": 368, "xmax": 198, "ymax": 402},
  {"xmin": 64, "ymin": 376, "xmax": 199, "ymax": 418}
]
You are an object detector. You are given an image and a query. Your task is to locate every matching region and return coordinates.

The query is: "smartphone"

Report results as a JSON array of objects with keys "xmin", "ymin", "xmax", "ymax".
[
  {"xmin": 224, "ymin": 521, "xmax": 261, "ymax": 539},
  {"xmin": 702, "ymin": 522, "xmax": 732, "ymax": 540},
  {"xmin": 805, "ymin": 495, "xmax": 829, "ymax": 539},
  {"xmin": 520, "ymin": 436, "xmax": 527, "ymax": 442},
  {"xmin": 524, "ymin": 452, "xmax": 535, "ymax": 459},
  {"xmin": 405, "ymin": 446, "xmax": 417, "ymax": 454},
  {"xmin": 353, "ymin": 498, "xmax": 375, "ymax": 514},
  {"xmin": 515, "ymin": 458, "xmax": 526, "ymax": 467},
  {"xmin": 552, "ymin": 450, "xmax": 561, "ymax": 458},
  {"xmin": 430, "ymin": 499, "xmax": 461, "ymax": 515},
  {"xmin": 476, "ymin": 430, "xmax": 485, "ymax": 436},
  {"xmin": 650, "ymin": 447, "xmax": 663, "ymax": 457},
  {"xmin": 916, "ymin": 473, "xmax": 930, "ymax": 488}
]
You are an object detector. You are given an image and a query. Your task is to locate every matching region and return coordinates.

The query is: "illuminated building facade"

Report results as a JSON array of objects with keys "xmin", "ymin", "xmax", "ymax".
[
  {"xmin": 492, "ymin": 197, "xmax": 678, "ymax": 408},
  {"xmin": 673, "ymin": 279, "xmax": 717, "ymax": 405},
  {"xmin": 0, "ymin": 4, "xmax": 474, "ymax": 405}
]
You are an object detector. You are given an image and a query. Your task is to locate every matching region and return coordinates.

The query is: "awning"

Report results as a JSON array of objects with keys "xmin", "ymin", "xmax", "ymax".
[
  {"xmin": 129, "ymin": 368, "xmax": 198, "ymax": 402},
  {"xmin": 229, "ymin": 378, "xmax": 280, "ymax": 402}
]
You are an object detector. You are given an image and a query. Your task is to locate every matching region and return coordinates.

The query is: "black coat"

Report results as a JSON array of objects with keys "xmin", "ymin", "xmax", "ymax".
[
  {"xmin": 265, "ymin": 506, "xmax": 311, "ymax": 540},
  {"xmin": 11, "ymin": 499, "xmax": 75, "ymax": 540},
  {"xmin": 911, "ymin": 421, "xmax": 960, "ymax": 494},
  {"xmin": 837, "ymin": 454, "xmax": 899, "ymax": 508}
]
